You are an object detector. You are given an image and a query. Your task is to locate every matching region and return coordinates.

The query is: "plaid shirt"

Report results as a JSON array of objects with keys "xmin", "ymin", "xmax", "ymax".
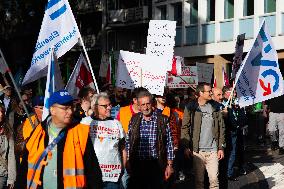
[{"xmin": 126, "ymin": 111, "xmax": 174, "ymax": 161}]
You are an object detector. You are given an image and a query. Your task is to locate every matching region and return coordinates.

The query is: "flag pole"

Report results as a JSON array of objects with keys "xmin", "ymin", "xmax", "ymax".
[
  {"xmin": 0, "ymin": 49, "xmax": 36, "ymax": 128},
  {"xmin": 78, "ymin": 36, "xmax": 100, "ymax": 93},
  {"xmin": 1, "ymin": 73, "xmax": 9, "ymax": 86}
]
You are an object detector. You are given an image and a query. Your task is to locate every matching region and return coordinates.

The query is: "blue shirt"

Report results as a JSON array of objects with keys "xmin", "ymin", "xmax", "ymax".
[{"xmin": 126, "ymin": 111, "xmax": 174, "ymax": 161}]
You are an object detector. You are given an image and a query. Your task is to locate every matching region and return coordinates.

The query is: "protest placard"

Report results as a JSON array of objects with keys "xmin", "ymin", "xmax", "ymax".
[
  {"xmin": 167, "ymin": 66, "xmax": 198, "ymax": 88},
  {"xmin": 196, "ymin": 63, "xmax": 214, "ymax": 83}
]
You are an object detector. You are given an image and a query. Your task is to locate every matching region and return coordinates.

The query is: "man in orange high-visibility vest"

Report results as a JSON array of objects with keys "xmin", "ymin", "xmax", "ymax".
[{"xmin": 18, "ymin": 90, "xmax": 102, "ymax": 189}]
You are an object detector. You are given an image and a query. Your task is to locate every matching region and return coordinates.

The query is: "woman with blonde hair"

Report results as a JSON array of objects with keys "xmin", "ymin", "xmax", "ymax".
[{"xmin": 0, "ymin": 104, "xmax": 16, "ymax": 189}]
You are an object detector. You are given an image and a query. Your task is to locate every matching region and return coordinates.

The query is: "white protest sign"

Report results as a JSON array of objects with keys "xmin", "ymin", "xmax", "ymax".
[
  {"xmin": 196, "ymin": 63, "xmax": 214, "ymax": 83},
  {"xmin": 116, "ymin": 50, "xmax": 168, "ymax": 95},
  {"xmin": 116, "ymin": 51, "xmax": 143, "ymax": 89},
  {"xmin": 235, "ymin": 21, "xmax": 283, "ymax": 107},
  {"xmin": 146, "ymin": 20, "xmax": 176, "ymax": 70},
  {"xmin": 167, "ymin": 66, "xmax": 198, "ymax": 88}
]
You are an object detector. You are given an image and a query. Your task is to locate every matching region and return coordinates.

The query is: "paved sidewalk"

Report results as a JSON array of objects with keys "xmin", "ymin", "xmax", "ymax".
[{"xmin": 175, "ymin": 142, "xmax": 284, "ymax": 189}]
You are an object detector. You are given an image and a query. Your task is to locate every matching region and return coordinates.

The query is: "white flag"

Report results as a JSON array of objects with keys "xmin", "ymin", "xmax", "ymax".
[
  {"xmin": 23, "ymin": 0, "xmax": 80, "ymax": 85},
  {"xmin": 42, "ymin": 49, "xmax": 64, "ymax": 121},
  {"xmin": 65, "ymin": 53, "xmax": 95, "ymax": 98},
  {"xmin": 235, "ymin": 20, "xmax": 283, "ymax": 107}
]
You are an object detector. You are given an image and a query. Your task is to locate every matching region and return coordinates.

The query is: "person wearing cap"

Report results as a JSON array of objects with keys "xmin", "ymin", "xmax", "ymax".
[{"xmin": 18, "ymin": 89, "xmax": 102, "ymax": 189}]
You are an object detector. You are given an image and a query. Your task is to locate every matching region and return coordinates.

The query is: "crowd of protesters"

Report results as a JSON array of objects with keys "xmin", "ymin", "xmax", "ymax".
[{"xmin": 0, "ymin": 80, "xmax": 281, "ymax": 189}]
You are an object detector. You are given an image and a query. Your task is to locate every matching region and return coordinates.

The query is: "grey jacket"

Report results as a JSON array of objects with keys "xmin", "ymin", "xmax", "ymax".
[
  {"xmin": 0, "ymin": 130, "xmax": 16, "ymax": 185},
  {"xmin": 181, "ymin": 101, "xmax": 225, "ymax": 153}
]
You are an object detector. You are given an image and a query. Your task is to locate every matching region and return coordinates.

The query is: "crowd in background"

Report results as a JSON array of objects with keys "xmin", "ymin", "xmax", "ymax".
[{"xmin": 0, "ymin": 80, "xmax": 281, "ymax": 189}]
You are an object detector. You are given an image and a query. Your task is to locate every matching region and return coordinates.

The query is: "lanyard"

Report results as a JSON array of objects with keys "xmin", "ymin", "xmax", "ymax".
[{"xmin": 28, "ymin": 131, "xmax": 65, "ymax": 189}]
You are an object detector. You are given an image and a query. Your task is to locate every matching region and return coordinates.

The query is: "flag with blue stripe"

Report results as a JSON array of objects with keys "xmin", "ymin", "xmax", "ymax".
[
  {"xmin": 42, "ymin": 49, "xmax": 64, "ymax": 120},
  {"xmin": 23, "ymin": 0, "xmax": 80, "ymax": 85}
]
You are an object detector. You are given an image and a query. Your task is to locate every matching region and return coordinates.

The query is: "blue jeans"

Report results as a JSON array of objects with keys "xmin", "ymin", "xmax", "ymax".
[
  {"xmin": 121, "ymin": 169, "xmax": 129, "ymax": 189},
  {"xmin": 227, "ymin": 131, "xmax": 237, "ymax": 177},
  {"xmin": 103, "ymin": 181, "xmax": 120, "ymax": 189}
]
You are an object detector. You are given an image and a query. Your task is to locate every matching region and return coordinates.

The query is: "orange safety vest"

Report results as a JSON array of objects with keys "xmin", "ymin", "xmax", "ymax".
[
  {"xmin": 26, "ymin": 123, "xmax": 89, "ymax": 189},
  {"xmin": 119, "ymin": 105, "xmax": 133, "ymax": 133},
  {"xmin": 162, "ymin": 106, "xmax": 171, "ymax": 117},
  {"xmin": 23, "ymin": 115, "xmax": 39, "ymax": 140}
]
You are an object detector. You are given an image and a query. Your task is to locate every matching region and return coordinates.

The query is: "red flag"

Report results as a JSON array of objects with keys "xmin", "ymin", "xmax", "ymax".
[
  {"xmin": 75, "ymin": 63, "xmax": 93, "ymax": 88},
  {"xmin": 222, "ymin": 66, "xmax": 230, "ymax": 86},
  {"xmin": 169, "ymin": 56, "xmax": 183, "ymax": 76},
  {"xmin": 213, "ymin": 76, "xmax": 217, "ymax": 88},
  {"xmin": 65, "ymin": 53, "xmax": 95, "ymax": 98}
]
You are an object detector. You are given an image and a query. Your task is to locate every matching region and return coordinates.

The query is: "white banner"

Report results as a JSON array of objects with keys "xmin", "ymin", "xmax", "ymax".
[
  {"xmin": 23, "ymin": 0, "xmax": 80, "ymax": 85},
  {"xmin": 116, "ymin": 50, "xmax": 168, "ymax": 95},
  {"xmin": 196, "ymin": 63, "xmax": 214, "ymax": 83},
  {"xmin": 167, "ymin": 66, "xmax": 198, "ymax": 88},
  {"xmin": 235, "ymin": 21, "xmax": 283, "ymax": 107}
]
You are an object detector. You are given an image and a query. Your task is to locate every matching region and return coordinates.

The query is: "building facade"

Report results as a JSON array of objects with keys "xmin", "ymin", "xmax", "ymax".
[
  {"xmin": 102, "ymin": 0, "xmax": 152, "ymax": 53},
  {"xmin": 153, "ymin": 0, "xmax": 284, "ymax": 87}
]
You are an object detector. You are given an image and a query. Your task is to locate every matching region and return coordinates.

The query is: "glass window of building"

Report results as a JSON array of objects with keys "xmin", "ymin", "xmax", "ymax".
[
  {"xmin": 264, "ymin": 0, "xmax": 276, "ymax": 13},
  {"xmin": 173, "ymin": 2, "xmax": 182, "ymax": 26},
  {"xmin": 207, "ymin": 0, "xmax": 215, "ymax": 22},
  {"xmin": 190, "ymin": 0, "xmax": 198, "ymax": 24},
  {"xmin": 158, "ymin": 5, "xmax": 167, "ymax": 20},
  {"xmin": 224, "ymin": 0, "xmax": 234, "ymax": 19},
  {"xmin": 243, "ymin": 0, "xmax": 254, "ymax": 16}
]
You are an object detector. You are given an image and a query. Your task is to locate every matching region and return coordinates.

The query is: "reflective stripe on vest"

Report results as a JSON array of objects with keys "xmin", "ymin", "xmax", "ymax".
[
  {"xmin": 64, "ymin": 168, "xmax": 84, "ymax": 176},
  {"xmin": 26, "ymin": 124, "xmax": 89, "ymax": 189}
]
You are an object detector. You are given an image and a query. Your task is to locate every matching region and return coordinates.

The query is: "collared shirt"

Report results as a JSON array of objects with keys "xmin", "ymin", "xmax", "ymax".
[{"xmin": 126, "ymin": 111, "xmax": 174, "ymax": 161}]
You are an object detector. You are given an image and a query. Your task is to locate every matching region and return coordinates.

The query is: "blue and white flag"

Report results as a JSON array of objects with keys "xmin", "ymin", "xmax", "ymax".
[
  {"xmin": 23, "ymin": 0, "xmax": 80, "ymax": 85},
  {"xmin": 235, "ymin": 20, "xmax": 283, "ymax": 107},
  {"xmin": 42, "ymin": 49, "xmax": 64, "ymax": 120}
]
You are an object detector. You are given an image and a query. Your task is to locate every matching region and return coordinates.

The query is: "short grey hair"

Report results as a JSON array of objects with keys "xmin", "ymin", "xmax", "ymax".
[{"xmin": 91, "ymin": 92, "xmax": 109, "ymax": 108}]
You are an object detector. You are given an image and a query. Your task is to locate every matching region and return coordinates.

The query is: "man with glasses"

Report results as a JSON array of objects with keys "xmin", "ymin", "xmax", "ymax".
[
  {"xmin": 181, "ymin": 83, "xmax": 225, "ymax": 189},
  {"xmin": 18, "ymin": 89, "xmax": 102, "ymax": 189},
  {"xmin": 80, "ymin": 92, "xmax": 126, "ymax": 189},
  {"xmin": 126, "ymin": 89, "xmax": 174, "ymax": 189}
]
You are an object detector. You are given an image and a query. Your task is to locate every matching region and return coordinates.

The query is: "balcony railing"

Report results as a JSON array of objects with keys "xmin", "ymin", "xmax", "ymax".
[{"xmin": 108, "ymin": 6, "xmax": 148, "ymax": 24}]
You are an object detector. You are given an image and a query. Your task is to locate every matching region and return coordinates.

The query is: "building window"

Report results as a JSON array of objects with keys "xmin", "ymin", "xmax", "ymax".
[
  {"xmin": 207, "ymin": 0, "xmax": 215, "ymax": 22},
  {"xmin": 190, "ymin": 0, "xmax": 198, "ymax": 24},
  {"xmin": 157, "ymin": 5, "xmax": 167, "ymax": 20},
  {"xmin": 224, "ymin": 0, "xmax": 234, "ymax": 19},
  {"xmin": 243, "ymin": 0, "xmax": 254, "ymax": 16},
  {"xmin": 264, "ymin": 0, "xmax": 276, "ymax": 13},
  {"xmin": 173, "ymin": 2, "xmax": 182, "ymax": 26}
]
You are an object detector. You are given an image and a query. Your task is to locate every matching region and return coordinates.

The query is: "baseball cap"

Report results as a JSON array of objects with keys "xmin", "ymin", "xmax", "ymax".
[{"xmin": 48, "ymin": 89, "xmax": 73, "ymax": 108}]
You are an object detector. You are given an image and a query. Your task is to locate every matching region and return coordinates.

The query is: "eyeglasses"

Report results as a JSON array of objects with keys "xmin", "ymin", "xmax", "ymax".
[
  {"xmin": 97, "ymin": 104, "xmax": 112, "ymax": 109},
  {"xmin": 53, "ymin": 105, "xmax": 74, "ymax": 111}
]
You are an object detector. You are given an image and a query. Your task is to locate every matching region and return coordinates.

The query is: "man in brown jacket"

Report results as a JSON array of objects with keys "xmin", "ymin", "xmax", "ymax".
[{"xmin": 181, "ymin": 83, "xmax": 225, "ymax": 189}]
